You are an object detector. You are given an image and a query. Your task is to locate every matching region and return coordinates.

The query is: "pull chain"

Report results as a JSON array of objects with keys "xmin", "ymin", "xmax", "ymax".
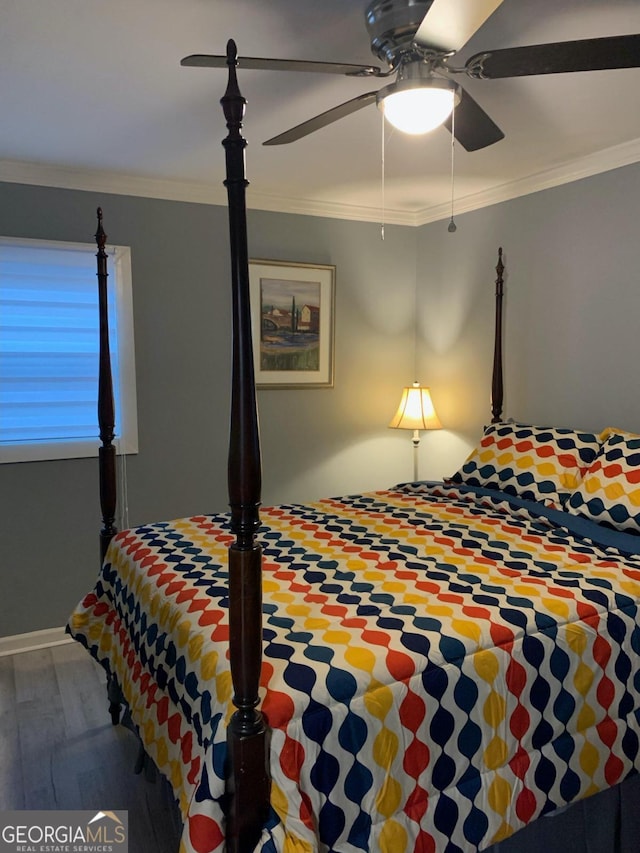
[
  {"xmin": 448, "ymin": 104, "xmax": 457, "ymax": 234},
  {"xmin": 381, "ymin": 110, "xmax": 385, "ymax": 241}
]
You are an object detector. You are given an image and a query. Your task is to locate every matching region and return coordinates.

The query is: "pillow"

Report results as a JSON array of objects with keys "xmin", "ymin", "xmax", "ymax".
[
  {"xmin": 566, "ymin": 431, "xmax": 640, "ymax": 533},
  {"xmin": 599, "ymin": 426, "xmax": 640, "ymax": 441},
  {"xmin": 450, "ymin": 422, "xmax": 601, "ymax": 508}
]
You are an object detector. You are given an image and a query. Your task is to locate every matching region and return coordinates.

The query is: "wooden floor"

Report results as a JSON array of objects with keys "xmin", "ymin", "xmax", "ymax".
[{"xmin": 0, "ymin": 641, "xmax": 182, "ymax": 853}]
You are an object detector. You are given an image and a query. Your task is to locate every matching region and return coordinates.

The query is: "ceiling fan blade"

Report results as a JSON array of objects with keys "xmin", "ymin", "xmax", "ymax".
[
  {"xmin": 444, "ymin": 88, "xmax": 504, "ymax": 151},
  {"xmin": 414, "ymin": 0, "xmax": 504, "ymax": 53},
  {"xmin": 263, "ymin": 92, "xmax": 378, "ymax": 145},
  {"xmin": 465, "ymin": 33, "xmax": 640, "ymax": 78},
  {"xmin": 181, "ymin": 54, "xmax": 382, "ymax": 77}
]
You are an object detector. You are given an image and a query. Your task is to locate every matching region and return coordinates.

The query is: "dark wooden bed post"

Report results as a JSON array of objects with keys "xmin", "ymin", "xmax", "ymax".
[
  {"xmin": 491, "ymin": 247, "xmax": 505, "ymax": 423},
  {"xmin": 96, "ymin": 208, "xmax": 117, "ymax": 562},
  {"xmin": 96, "ymin": 208, "xmax": 122, "ymax": 726},
  {"xmin": 221, "ymin": 40, "xmax": 270, "ymax": 852}
]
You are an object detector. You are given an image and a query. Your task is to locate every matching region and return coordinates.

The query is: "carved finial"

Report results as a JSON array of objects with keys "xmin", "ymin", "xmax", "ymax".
[
  {"xmin": 495, "ymin": 246, "xmax": 504, "ymax": 292},
  {"xmin": 95, "ymin": 207, "xmax": 107, "ymax": 253},
  {"xmin": 221, "ymin": 38, "xmax": 246, "ymax": 131}
]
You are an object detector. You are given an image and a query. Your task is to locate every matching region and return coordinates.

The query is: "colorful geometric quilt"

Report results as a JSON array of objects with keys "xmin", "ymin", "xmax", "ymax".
[{"xmin": 67, "ymin": 483, "xmax": 640, "ymax": 852}]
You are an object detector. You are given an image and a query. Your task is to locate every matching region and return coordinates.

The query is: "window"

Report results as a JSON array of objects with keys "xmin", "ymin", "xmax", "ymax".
[{"xmin": 0, "ymin": 237, "xmax": 138, "ymax": 463}]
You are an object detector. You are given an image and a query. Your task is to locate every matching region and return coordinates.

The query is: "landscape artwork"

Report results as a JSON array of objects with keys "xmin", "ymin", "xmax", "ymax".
[
  {"xmin": 260, "ymin": 277, "xmax": 321, "ymax": 373},
  {"xmin": 249, "ymin": 260, "xmax": 335, "ymax": 388}
]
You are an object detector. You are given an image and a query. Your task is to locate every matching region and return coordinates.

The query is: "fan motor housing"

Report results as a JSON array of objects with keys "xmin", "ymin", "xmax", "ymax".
[{"xmin": 365, "ymin": 0, "xmax": 434, "ymax": 64}]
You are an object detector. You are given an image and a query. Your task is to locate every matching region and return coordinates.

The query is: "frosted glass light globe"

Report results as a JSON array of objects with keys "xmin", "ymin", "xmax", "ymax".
[{"xmin": 382, "ymin": 87, "xmax": 456, "ymax": 135}]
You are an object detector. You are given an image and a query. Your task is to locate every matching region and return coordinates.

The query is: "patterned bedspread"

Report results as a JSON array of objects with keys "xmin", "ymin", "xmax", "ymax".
[{"xmin": 67, "ymin": 483, "xmax": 640, "ymax": 852}]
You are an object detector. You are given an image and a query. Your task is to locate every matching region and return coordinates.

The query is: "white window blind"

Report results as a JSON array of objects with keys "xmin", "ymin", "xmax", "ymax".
[{"xmin": 0, "ymin": 237, "xmax": 138, "ymax": 463}]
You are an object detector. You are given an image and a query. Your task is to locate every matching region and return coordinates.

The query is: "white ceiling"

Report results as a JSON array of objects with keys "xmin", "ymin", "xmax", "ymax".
[{"xmin": 2, "ymin": 0, "xmax": 639, "ymax": 225}]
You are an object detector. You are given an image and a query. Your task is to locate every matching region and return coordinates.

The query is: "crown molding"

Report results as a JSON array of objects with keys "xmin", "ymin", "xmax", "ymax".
[
  {"xmin": 1, "ymin": 136, "xmax": 639, "ymax": 228},
  {"xmin": 0, "ymin": 159, "xmax": 227, "ymax": 206},
  {"xmin": 0, "ymin": 158, "xmax": 419, "ymax": 225},
  {"xmin": 246, "ymin": 190, "xmax": 420, "ymax": 226},
  {"xmin": 413, "ymin": 136, "xmax": 640, "ymax": 226}
]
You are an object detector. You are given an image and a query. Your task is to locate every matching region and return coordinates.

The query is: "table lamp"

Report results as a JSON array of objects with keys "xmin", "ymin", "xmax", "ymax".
[{"xmin": 389, "ymin": 382, "xmax": 442, "ymax": 481}]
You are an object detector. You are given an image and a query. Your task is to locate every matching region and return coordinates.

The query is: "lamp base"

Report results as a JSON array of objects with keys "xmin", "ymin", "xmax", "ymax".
[{"xmin": 412, "ymin": 429, "xmax": 420, "ymax": 482}]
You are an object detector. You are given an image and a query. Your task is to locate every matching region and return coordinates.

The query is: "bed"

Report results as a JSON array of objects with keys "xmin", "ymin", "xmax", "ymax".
[{"xmin": 68, "ymin": 41, "xmax": 640, "ymax": 853}]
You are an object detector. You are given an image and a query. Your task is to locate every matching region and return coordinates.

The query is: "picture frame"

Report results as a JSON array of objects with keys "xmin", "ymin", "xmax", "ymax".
[{"xmin": 249, "ymin": 259, "xmax": 335, "ymax": 389}]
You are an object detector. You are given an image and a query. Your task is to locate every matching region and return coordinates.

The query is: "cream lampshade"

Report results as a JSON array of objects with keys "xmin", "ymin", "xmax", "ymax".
[{"xmin": 389, "ymin": 382, "xmax": 442, "ymax": 481}]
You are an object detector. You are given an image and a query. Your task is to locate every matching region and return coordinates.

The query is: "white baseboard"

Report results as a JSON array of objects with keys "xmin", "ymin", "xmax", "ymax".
[{"xmin": 0, "ymin": 626, "xmax": 73, "ymax": 657}]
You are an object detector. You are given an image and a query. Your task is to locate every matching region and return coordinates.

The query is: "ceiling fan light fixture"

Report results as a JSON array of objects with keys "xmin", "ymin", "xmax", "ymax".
[{"xmin": 378, "ymin": 77, "xmax": 460, "ymax": 135}]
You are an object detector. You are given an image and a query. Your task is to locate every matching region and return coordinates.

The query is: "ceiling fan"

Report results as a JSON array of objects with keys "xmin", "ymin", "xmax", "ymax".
[{"xmin": 181, "ymin": 0, "xmax": 640, "ymax": 152}]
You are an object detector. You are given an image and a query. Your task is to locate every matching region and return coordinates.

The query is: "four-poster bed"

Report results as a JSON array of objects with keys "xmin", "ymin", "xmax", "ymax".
[{"xmin": 68, "ymin": 41, "xmax": 640, "ymax": 853}]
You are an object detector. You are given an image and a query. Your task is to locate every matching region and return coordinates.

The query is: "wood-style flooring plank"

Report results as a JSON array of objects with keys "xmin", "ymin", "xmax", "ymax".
[
  {"xmin": 0, "ymin": 643, "xmax": 182, "ymax": 853},
  {"xmin": 51, "ymin": 641, "xmax": 108, "ymax": 738},
  {"xmin": 13, "ymin": 647, "xmax": 66, "ymax": 809},
  {"xmin": 0, "ymin": 655, "xmax": 24, "ymax": 809}
]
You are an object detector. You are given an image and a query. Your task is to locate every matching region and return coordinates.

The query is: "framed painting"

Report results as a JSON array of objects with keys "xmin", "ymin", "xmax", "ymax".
[{"xmin": 249, "ymin": 259, "xmax": 335, "ymax": 388}]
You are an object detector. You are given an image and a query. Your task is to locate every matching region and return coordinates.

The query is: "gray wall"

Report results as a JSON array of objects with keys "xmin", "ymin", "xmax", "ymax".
[
  {"xmin": 415, "ymin": 161, "xmax": 640, "ymax": 481},
  {"xmin": 0, "ymin": 183, "xmax": 417, "ymax": 637}
]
